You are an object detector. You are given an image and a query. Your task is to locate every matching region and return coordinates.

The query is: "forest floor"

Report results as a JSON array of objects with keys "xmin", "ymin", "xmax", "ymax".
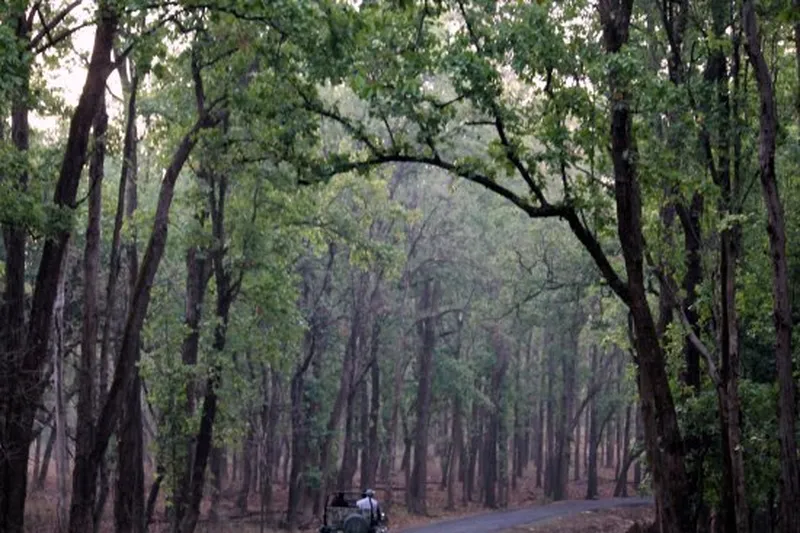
[
  {"xmin": 497, "ymin": 505, "xmax": 654, "ymax": 533},
  {"xmin": 25, "ymin": 465, "xmax": 648, "ymax": 532}
]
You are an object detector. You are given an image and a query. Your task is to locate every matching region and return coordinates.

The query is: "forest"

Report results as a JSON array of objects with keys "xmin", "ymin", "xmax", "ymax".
[{"xmin": 0, "ymin": 1, "xmax": 799, "ymax": 533}]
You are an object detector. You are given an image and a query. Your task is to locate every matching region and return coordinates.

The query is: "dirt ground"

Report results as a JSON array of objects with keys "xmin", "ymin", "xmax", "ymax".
[
  {"xmin": 501, "ymin": 506, "xmax": 654, "ymax": 533},
  {"xmin": 24, "ymin": 462, "xmax": 640, "ymax": 533}
]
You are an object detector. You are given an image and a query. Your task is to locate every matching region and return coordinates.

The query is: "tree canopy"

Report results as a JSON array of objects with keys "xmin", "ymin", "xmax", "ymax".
[{"xmin": 1, "ymin": 2, "xmax": 799, "ymax": 533}]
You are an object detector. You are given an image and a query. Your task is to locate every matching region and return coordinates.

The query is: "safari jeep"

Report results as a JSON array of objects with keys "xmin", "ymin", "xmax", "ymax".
[{"xmin": 319, "ymin": 491, "xmax": 388, "ymax": 533}]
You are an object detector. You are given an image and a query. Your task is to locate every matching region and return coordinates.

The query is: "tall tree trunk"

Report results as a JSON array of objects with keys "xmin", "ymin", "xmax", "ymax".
[
  {"xmin": 573, "ymin": 410, "xmax": 581, "ymax": 482},
  {"xmin": 543, "ymin": 329, "xmax": 555, "ymax": 496},
  {"xmin": 37, "ymin": 428, "xmax": 56, "ymax": 491},
  {"xmin": 535, "ymin": 352, "xmax": 545, "ymax": 489},
  {"xmin": 363, "ymin": 326, "xmax": 381, "ymax": 489},
  {"xmin": 553, "ymin": 327, "xmax": 577, "ymax": 502},
  {"xmin": 447, "ymin": 315, "xmax": 465, "ymax": 510},
  {"xmin": 0, "ymin": 9, "xmax": 30, "ymax": 529},
  {"xmin": 73, "ymin": 79, "xmax": 219, "ymax": 533},
  {"xmin": 0, "ymin": 7, "xmax": 117, "ymax": 532},
  {"xmin": 208, "ymin": 447, "xmax": 223, "ymax": 522},
  {"xmin": 795, "ymin": 0, "xmax": 800, "ymax": 121},
  {"xmin": 447, "ymin": 396, "xmax": 463, "ymax": 510},
  {"xmin": 633, "ymin": 404, "xmax": 642, "ymax": 488},
  {"xmin": 178, "ymin": 159, "xmax": 240, "ymax": 533},
  {"xmin": 111, "ymin": 60, "xmax": 142, "ymax": 533},
  {"xmin": 586, "ymin": 347, "xmax": 599, "ymax": 500},
  {"xmin": 69, "ymin": 85, "xmax": 109, "ymax": 533},
  {"xmin": 288, "ymin": 245, "xmax": 335, "ymax": 528},
  {"xmin": 237, "ymin": 424, "xmax": 256, "ymax": 513},
  {"xmin": 742, "ymin": 5, "xmax": 800, "ymax": 532},
  {"xmin": 598, "ymin": 2, "xmax": 693, "ymax": 531},
  {"xmin": 54, "ymin": 253, "xmax": 69, "ymax": 533},
  {"xmin": 466, "ymin": 395, "xmax": 481, "ymax": 503},
  {"xmin": 316, "ymin": 291, "xmax": 361, "ymax": 511},
  {"xmin": 613, "ymin": 405, "xmax": 632, "ymax": 497},
  {"xmin": 408, "ymin": 277, "xmax": 440, "ymax": 515},
  {"xmin": 484, "ymin": 327, "xmax": 511, "ymax": 508},
  {"xmin": 260, "ymin": 369, "xmax": 281, "ymax": 513},
  {"xmin": 170, "ymin": 242, "xmax": 210, "ymax": 531},
  {"xmin": 177, "ymin": 282, "xmax": 233, "ymax": 533},
  {"xmin": 89, "ymin": 93, "xmax": 111, "ymax": 533},
  {"xmin": 338, "ymin": 385, "xmax": 360, "ymax": 490}
]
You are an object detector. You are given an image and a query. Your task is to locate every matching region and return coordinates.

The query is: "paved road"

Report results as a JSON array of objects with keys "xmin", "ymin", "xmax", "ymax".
[{"xmin": 399, "ymin": 497, "xmax": 653, "ymax": 533}]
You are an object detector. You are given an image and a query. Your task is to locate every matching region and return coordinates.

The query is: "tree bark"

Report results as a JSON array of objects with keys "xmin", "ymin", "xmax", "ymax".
[
  {"xmin": 237, "ymin": 424, "xmax": 256, "ymax": 512},
  {"xmin": 613, "ymin": 404, "xmax": 632, "ymax": 497},
  {"xmin": 535, "ymin": 345, "xmax": 545, "ymax": 489},
  {"xmin": 598, "ymin": 2, "xmax": 693, "ymax": 531},
  {"xmin": 742, "ymin": 4, "xmax": 800, "ymax": 532},
  {"xmin": 68, "ymin": 88, "xmax": 107, "ymax": 533},
  {"xmin": 73, "ymin": 84, "xmax": 219, "ymax": 533},
  {"xmin": 408, "ymin": 277, "xmax": 440, "ymax": 515},
  {"xmin": 446, "ymin": 314, "xmax": 465, "ymax": 510},
  {"xmin": 54, "ymin": 253, "xmax": 69, "ymax": 533},
  {"xmin": 363, "ymin": 323, "xmax": 382, "ymax": 489},
  {"xmin": 543, "ymin": 328, "xmax": 556, "ymax": 496},
  {"xmin": 170, "ymin": 240, "xmax": 210, "ymax": 530},
  {"xmin": 483, "ymin": 327, "xmax": 509, "ymax": 508},
  {"xmin": 317, "ymin": 300, "xmax": 360, "ymax": 507},
  {"xmin": 0, "ymin": 7, "xmax": 117, "ymax": 531},
  {"xmin": 178, "ymin": 158, "xmax": 240, "ymax": 533},
  {"xmin": 466, "ymin": 394, "xmax": 481, "ymax": 503},
  {"xmin": 337, "ymin": 384, "xmax": 360, "ymax": 490},
  {"xmin": 1, "ymin": 13, "xmax": 31, "ymax": 529},
  {"xmin": 586, "ymin": 347, "xmax": 599, "ymax": 500},
  {"xmin": 287, "ymin": 245, "xmax": 335, "ymax": 529},
  {"xmin": 115, "ymin": 66, "xmax": 145, "ymax": 533}
]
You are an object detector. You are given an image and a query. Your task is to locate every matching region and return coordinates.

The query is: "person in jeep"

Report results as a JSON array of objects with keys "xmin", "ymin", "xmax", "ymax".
[{"xmin": 356, "ymin": 489, "xmax": 381, "ymax": 524}]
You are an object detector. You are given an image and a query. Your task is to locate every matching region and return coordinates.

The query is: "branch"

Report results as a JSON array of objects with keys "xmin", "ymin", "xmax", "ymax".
[
  {"xmin": 329, "ymin": 155, "xmax": 569, "ymax": 220},
  {"xmin": 29, "ymin": 0, "xmax": 82, "ymax": 52},
  {"xmin": 644, "ymin": 248, "xmax": 722, "ymax": 389},
  {"xmin": 564, "ymin": 210, "xmax": 630, "ymax": 305}
]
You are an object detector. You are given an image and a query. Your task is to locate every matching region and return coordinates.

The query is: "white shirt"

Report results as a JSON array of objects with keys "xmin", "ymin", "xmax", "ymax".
[{"xmin": 356, "ymin": 496, "xmax": 378, "ymax": 514}]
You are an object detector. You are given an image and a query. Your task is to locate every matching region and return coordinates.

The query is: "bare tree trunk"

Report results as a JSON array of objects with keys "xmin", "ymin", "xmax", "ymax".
[
  {"xmin": 37, "ymin": 429, "xmax": 56, "ymax": 490},
  {"xmin": 408, "ymin": 277, "xmax": 440, "ymax": 515},
  {"xmin": 70, "ymin": 87, "xmax": 108, "ymax": 533},
  {"xmin": 238, "ymin": 424, "xmax": 256, "ymax": 513},
  {"xmin": 317, "ymin": 295, "xmax": 360, "ymax": 511},
  {"xmin": 466, "ymin": 396, "xmax": 480, "ymax": 503},
  {"xmin": 178, "ymin": 156, "xmax": 242, "ymax": 533},
  {"xmin": 543, "ymin": 329, "xmax": 555, "ymax": 497},
  {"xmin": 337, "ymin": 385, "xmax": 360, "ymax": 490},
  {"xmin": 795, "ymin": 0, "xmax": 800, "ymax": 120},
  {"xmin": 742, "ymin": 5, "xmax": 800, "ymax": 533},
  {"xmin": 54, "ymin": 253, "xmax": 69, "ymax": 533},
  {"xmin": 586, "ymin": 348, "xmax": 599, "ymax": 500},
  {"xmin": 208, "ymin": 446, "xmax": 223, "ymax": 521},
  {"xmin": 484, "ymin": 327, "xmax": 509, "ymax": 508},
  {"xmin": 633, "ymin": 405, "xmax": 642, "ymax": 488},
  {"xmin": 613, "ymin": 405, "xmax": 632, "ymax": 497},
  {"xmin": 288, "ymin": 246, "xmax": 335, "ymax": 529},
  {"xmin": 114, "ymin": 58, "xmax": 144, "ymax": 533},
  {"xmin": 573, "ymin": 411, "xmax": 581, "ymax": 482},
  {"xmin": 365, "ymin": 342, "xmax": 381, "ymax": 488},
  {"xmin": 535, "ymin": 355, "xmax": 545, "ymax": 489},
  {"xmin": 170, "ymin": 242, "xmax": 210, "ymax": 531},
  {"xmin": 447, "ymin": 315, "xmax": 465, "ymax": 510},
  {"xmin": 0, "ymin": 9, "xmax": 30, "ymax": 531}
]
